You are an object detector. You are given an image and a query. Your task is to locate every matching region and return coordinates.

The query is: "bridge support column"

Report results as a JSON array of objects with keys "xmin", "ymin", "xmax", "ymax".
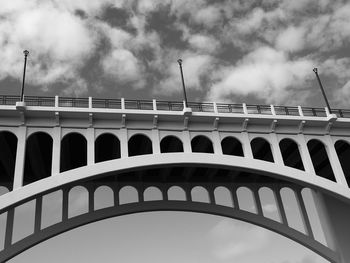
[
  {"xmin": 152, "ymin": 129, "xmax": 160, "ymax": 154},
  {"xmin": 269, "ymin": 133, "xmax": 284, "ymax": 165},
  {"xmin": 87, "ymin": 128, "xmax": 95, "ymax": 165},
  {"xmin": 13, "ymin": 126, "xmax": 27, "ymax": 189},
  {"xmin": 241, "ymin": 132, "xmax": 253, "ymax": 158},
  {"xmin": 120, "ymin": 128, "xmax": 128, "ymax": 158},
  {"xmin": 212, "ymin": 130, "xmax": 222, "ymax": 154},
  {"xmin": 182, "ymin": 130, "xmax": 192, "ymax": 153},
  {"xmin": 314, "ymin": 191, "xmax": 350, "ymax": 263},
  {"xmin": 324, "ymin": 135, "xmax": 348, "ymax": 187},
  {"xmin": 297, "ymin": 134, "xmax": 315, "ymax": 174},
  {"xmin": 51, "ymin": 126, "xmax": 61, "ymax": 176}
]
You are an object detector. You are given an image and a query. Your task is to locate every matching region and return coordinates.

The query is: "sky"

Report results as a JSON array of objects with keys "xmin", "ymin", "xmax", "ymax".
[
  {"xmin": 0, "ymin": 0, "xmax": 349, "ymax": 108},
  {"xmin": 0, "ymin": 0, "xmax": 348, "ymax": 262}
]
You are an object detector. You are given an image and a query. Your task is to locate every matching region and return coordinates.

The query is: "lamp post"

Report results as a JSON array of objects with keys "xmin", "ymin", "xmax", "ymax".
[
  {"xmin": 177, "ymin": 59, "xmax": 189, "ymax": 108},
  {"xmin": 313, "ymin": 68, "xmax": 332, "ymax": 114},
  {"xmin": 20, "ymin": 50, "xmax": 29, "ymax": 102}
]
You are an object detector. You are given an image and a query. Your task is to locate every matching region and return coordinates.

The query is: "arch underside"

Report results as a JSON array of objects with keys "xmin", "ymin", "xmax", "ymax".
[{"xmin": 0, "ymin": 154, "xmax": 345, "ymax": 262}]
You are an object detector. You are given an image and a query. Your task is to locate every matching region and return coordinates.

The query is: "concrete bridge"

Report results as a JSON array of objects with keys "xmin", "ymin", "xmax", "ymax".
[{"xmin": 0, "ymin": 95, "xmax": 350, "ymax": 262}]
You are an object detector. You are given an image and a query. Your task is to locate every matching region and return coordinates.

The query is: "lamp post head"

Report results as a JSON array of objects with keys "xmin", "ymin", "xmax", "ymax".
[
  {"xmin": 313, "ymin": 68, "xmax": 318, "ymax": 74},
  {"xmin": 177, "ymin": 59, "xmax": 182, "ymax": 65},
  {"xmin": 23, "ymin": 50, "xmax": 29, "ymax": 57}
]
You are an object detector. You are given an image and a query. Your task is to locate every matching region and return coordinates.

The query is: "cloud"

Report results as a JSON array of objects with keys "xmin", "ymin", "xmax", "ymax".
[
  {"xmin": 156, "ymin": 53, "xmax": 214, "ymax": 95},
  {"xmin": 101, "ymin": 49, "xmax": 145, "ymax": 88},
  {"xmin": 208, "ymin": 219, "xmax": 269, "ymax": 261},
  {"xmin": 276, "ymin": 26, "xmax": 306, "ymax": 52},
  {"xmin": 207, "ymin": 46, "xmax": 314, "ymax": 103},
  {"xmin": 188, "ymin": 34, "xmax": 220, "ymax": 54}
]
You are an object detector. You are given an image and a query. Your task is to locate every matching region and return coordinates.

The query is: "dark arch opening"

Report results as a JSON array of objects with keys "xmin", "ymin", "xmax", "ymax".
[
  {"xmin": 95, "ymin": 134, "xmax": 121, "ymax": 163},
  {"xmin": 160, "ymin": 136, "xmax": 183, "ymax": 153},
  {"xmin": 307, "ymin": 139, "xmax": 335, "ymax": 182},
  {"xmin": 24, "ymin": 132, "xmax": 53, "ymax": 185},
  {"xmin": 279, "ymin": 138, "xmax": 304, "ymax": 171},
  {"xmin": 334, "ymin": 140, "xmax": 350, "ymax": 187},
  {"xmin": 251, "ymin": 138, "xmax": 274, "ymax": 162},
  {"xmin": 191, "ymin": 135, "xmax": 214, "ymax": 153},
  {"xmin": 0, "ymin": 131, "xmax": 17, "ymax": 190},
  {"xmin": 60, "ymin": 133, "xmax": 87, "ymax": 172},
  {"xmin": 221, "ymin": 136, "xmax": 243, "ymax": 156},
  {"xmin": 128, "ymin": 134, "xmax": 153, "ymax": 156}
]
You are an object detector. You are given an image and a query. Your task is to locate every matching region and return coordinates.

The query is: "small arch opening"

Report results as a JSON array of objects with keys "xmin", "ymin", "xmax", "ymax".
[
  {"xmin": 251, "ymin": 138, "xmax": 274, "ymax": 162},
  {"xmin": 144, "ymin": 186, "xmax": 163, "ymax": 201},
  {"xmin": 191, "ymin": 186, "xmax": 210, "ymax": 203},
  {"xmin": 191, "ymin": 135, "xmax": 214, "ymax": 153},
  {"xmin": 119, "ymin": 186, "xmax": 138, "ymax": 204},
  {"xmin": 160, "ymin": 136, "xmax": 184, "ymax": 153},
  {"xmin": 60, "ymin": 133, "xmax": 87, "ymax": 172},
  {"xmin": 237, "ymin": 187, "xmax": 257, "ymax": 213},
  {"xmin": 258, "ymin": 187, "xmax": 280, "ymax": 222},
  {"xmin": 0, "ymin": 131, "xmax": 17, "ymax": 190},
  {"xmin": 214, "ymin": 186, "xmax": 233, "ymax": 207},
  {"xmin": 128, "ymin": 134, "xmax": 153, "ymax": 156},
  {"xmin": 221, "ymin": 137, "xmax": 243, "ymax": 156},
  {"xmin": 280, "ymin": 187, "xmax": 306, "ymax": 234},
  {"xmin": 307, "ymin": 139, "xmax": 336, "ymax": 182},
  {"xmin": 94, "ymin": 185, "xmax": 114, "ymax": 210},
  {"xmin": 279, "ymin": 138, "xmax": 304, "ymax": 171},
  {"xmin": 167, "ymin": 186, "xmax": 186, "ymax": 201},
  {"xmin": 24, "ymin": 132, "xmax": 53, "ymax": 185},
  {"xmin": 68, "ymin": 186, "xmax": 89, "ymax": 218},
  {"xmin": 95, "ymin": 133, "xmax": 121, "ymax": 163},
  {"xmin": 334, "ymin": 140, "xmax": 350, "ymax": 187}
]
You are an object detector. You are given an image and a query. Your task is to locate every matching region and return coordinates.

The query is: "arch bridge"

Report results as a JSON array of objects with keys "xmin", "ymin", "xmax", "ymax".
[{"xmin": 0, "ymin": 95, "xmax": 350, "ymax": 262}]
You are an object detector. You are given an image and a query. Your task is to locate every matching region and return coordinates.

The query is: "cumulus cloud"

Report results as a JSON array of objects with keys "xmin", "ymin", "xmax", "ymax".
[
  {"xmin": 208, "ymin": 219, "xmax": 269, "ymax": 260},
  {"xmin": 156, "ymin": 53, "xmax": 214, "ymax": 95},
  {"xmin": 276, "ymin": 26, "xmax": 306, "ymax": 52},
  {"xmin": 207, "ymin": 47, "xmax": 314, "ymax": 103},
  {"xmin": 188, "ymin": 34, "xmax": 220, "ymax": 54},
  {"xmin": 101, "ymin": 49, "xmax": 145, "ymax": 88}
]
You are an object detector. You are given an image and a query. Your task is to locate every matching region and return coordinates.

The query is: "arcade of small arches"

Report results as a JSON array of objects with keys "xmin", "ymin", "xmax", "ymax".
[
  {"xmin": 1, "ymin": 130, "xmax": 350, "ymax": 192},
  {"xmin": 0, "ymin": 165, "xmax": 338, "ymax": 262}
]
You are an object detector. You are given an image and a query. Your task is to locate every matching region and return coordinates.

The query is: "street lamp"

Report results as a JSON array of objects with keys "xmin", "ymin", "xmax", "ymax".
[
  {"xmin": 20, "ymin": 50, "xmax": 29, "ymax": 102},
  {"xmin": 313, "ymin": 68, "xmax": 332, "ymax": 114},
  {"xmin": 177, "ymin": 59, "xmax": 189, "ymax": 108}
]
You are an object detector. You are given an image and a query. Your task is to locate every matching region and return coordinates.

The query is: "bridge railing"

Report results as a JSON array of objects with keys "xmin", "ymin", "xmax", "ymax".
[
  {"xmin": 0, "ymin": 95, "xmax": 349, "ymax": 118},
  {"xmin": 92, "ymin": 98, "xmax": 122, "ymax": 109}
]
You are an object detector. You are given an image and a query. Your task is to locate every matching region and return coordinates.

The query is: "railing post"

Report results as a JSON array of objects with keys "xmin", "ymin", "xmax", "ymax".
[
  {"xmin": 213, "ymin": 102, "xmax": 218, "ymax": 113},
  {"xmin": 243, "ymin": 103, "xmax": 248, "ymax": 114},
  {"xmin": 121, "ymin": 98, "xmax": 125, "ymax": 110},
  {"xmin": 298, "ymin": 106, "xmax": 304, "ymax": 117},
  {"xmin": 88, "ymin": 97, "xmax": 92, "ymax": 109},
  {"xmin": 270, "ymin": 104, "xmax": 276, "ymax": 115},
  {"xmin": 55, "ymin": 96, "xmax": 59, "ymax": 108},
  {"xmin": 152, "ymin": 99, "xmax": 157, "ymax": 111}
]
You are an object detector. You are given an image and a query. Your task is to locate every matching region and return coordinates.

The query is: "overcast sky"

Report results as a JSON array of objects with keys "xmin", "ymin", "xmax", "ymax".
[
  {"xmin": 1, "ymin": 0, "xmax": 347, "ymax": 262},
  {"xmin": 0, "ymin": 0, "xmax": 349, "ymax": 108}
]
